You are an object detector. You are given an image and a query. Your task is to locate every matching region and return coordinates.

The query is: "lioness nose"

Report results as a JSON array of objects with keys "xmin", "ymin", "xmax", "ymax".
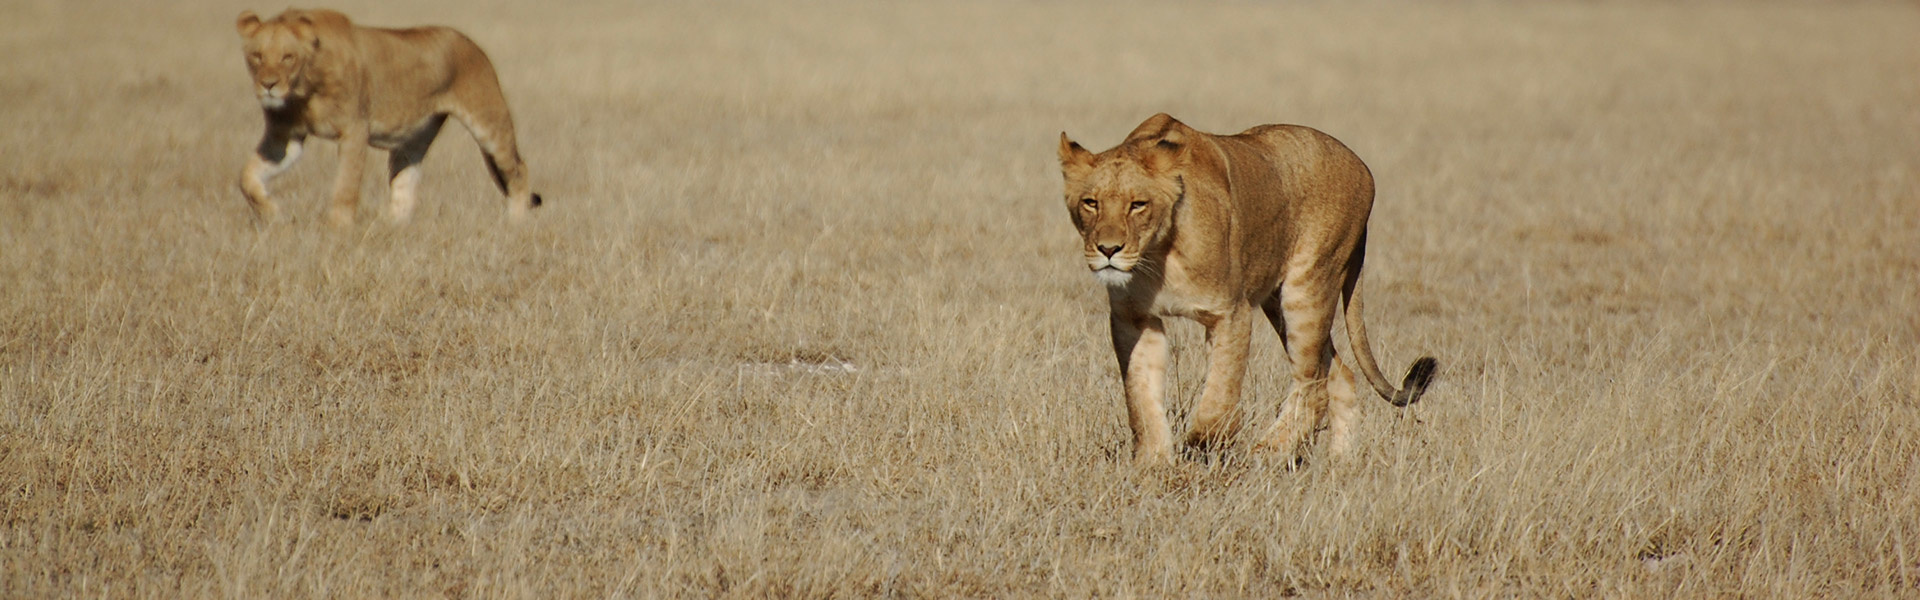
[
  {"xmin": 1097, "ymin": 243, "xmax": 1122, "ymax": 257},
  {"xmin": 260, "ymin": 77, "xmax": 278, "ymax": 88}
]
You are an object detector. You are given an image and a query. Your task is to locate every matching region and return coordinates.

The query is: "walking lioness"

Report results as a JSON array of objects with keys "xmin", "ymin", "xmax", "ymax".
[
  {"xmin": 235, "ymin": 8, "xmax": 542, "ymax": 225},
  {"xmin": 1057, "ymin": 114, "xmax": 1436, "ymax": 466}
]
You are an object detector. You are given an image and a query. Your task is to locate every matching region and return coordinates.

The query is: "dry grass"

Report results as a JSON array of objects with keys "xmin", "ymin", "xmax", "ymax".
[{"xmin": 4, "ymin": 0, "xmax": 1919, "ymax": 597}]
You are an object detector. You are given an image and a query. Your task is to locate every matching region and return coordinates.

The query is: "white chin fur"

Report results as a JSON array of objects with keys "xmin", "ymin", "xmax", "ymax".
[
  {"xmin": 258, "ymin": 94, "xmax": 285, "ymax": 109},
  {"xmin": 1093, "ymin": 268, "xmax": 1132, "ymax": 288}
]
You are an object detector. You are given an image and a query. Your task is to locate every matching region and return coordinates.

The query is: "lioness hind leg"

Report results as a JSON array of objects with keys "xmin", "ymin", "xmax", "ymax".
[
  {"xmin": 1253, "ymin": 279, "xmax": 1339, "ymax": 465},
  {"xmin": 1258, "ymin": 375, "xmax": 1328, "ymax": 466},
  {"xmin": 239, "ymin": 133, "xmax": 305, "ymax": 223},
  {"xmin": 386, "ymin": 116, "xmax": 446, "ymax": 224},
  {"xmin": 1258, "ymin": 295, "xmax": 1296, "ymax": 358},
  {"xmin": 451, "ymin": 105, "xmax": 538, "ymax": 220}
]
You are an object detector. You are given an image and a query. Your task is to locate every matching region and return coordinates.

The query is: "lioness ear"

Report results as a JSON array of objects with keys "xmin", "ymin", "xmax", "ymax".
[
  {"xmin": 236, "ymin": 11, "xmax": 261, "ymax": 36},
  {"xmin": 1140, "ymin": 129, "xmax": 1187, "ymax": 174},
  {"xmin": 1122, "ymin": 113, "xmax": 1189, "ymax": 173},
  {"xmin": 1058, "ymin": 132, "xmax": 1093, "ymax": 176},
  {"xmin": 1123, "ymin": 113, "xmax": 1182, "ymax": 144},
  {"xmin": 292, "ymin": 14, "xmax": 320, "ymax": 50}
]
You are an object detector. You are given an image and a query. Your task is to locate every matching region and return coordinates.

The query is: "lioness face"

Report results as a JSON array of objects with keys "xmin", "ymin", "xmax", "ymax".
[
  {"xmin": 1058, "ymin": 135, "xmax": 1184, "ymax": 288},
  {"xmin": 236, "ymin": 12, "xmax": 318, "ymax": 110}
]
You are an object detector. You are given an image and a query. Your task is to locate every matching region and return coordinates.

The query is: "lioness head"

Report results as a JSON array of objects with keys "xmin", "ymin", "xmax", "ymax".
[
  {"xmin": 235, "ymin": 10, "xmax": 321, "ymax": 110},
  {"xmin": 1057, "ymin": 114, "xmax": 1192, "ymax": 288}
]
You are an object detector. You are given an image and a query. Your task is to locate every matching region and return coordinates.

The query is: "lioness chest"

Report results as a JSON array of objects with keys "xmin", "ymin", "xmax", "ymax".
[{"xmin": 1122, "ymin": 250, "xmax": 1245, "ymax": 322}]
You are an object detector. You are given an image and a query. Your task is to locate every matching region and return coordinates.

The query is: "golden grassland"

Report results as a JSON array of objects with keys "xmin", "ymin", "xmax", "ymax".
[{"xmin": 3, "ymin": 0, "xmax": 1918, "ymax": 596}]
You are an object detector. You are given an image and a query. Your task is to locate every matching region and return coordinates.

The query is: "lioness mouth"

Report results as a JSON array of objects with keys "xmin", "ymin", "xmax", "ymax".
[{"xmin": 1093, "ymin": 266, "xmax": 1132, "ymax": 287}]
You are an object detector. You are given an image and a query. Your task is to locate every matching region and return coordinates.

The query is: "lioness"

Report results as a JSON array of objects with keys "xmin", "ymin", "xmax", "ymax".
[
  {"xmin": 1058, "ymin": 113, "xmax": 1437, "ymax": 466},
  {"xmin": 235, "ymin": 8, "xmax": 542, "ymax": 225}
]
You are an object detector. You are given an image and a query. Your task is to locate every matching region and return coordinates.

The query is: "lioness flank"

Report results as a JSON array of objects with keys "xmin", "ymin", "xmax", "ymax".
[
  {"xmin": 1058, "ymin": 113, "xmax": 1437, "ymax": 467},
  {"xmin": 236, "ymin": 8, "xmax": 542, "ymax": 225}
]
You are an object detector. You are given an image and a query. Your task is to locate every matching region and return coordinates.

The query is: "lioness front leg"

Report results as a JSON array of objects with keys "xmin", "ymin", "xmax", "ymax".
[
  {"xmin": 1184, "ymin": 304, "xmax": 1252, "ymax": 450},
  {"xmin": 1111, "ymin": 313, "xmax": 1173, "ymax": 466},
  {"xmin": 239, "ymin": 131, "xmax": 305, "ymax": 223},
  {"xmin": 1324, "ymin": 355, "xmax": 1361, "ymax": 459},
  {"xmin": 327, "ymin": 125, "xmax": 370, "ymax": 226}
]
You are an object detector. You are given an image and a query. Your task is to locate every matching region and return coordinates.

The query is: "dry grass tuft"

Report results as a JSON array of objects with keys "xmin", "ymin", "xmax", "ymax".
[{"xmin": 2, "ymin": 1, "xmax": 1917, "ymax": 596}]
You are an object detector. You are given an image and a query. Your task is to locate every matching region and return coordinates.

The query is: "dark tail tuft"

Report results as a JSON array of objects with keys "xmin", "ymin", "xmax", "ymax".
[
  {"xmin": 1389, "ymin": 357, "xmax": 1438, "ymax": 407},
  {"xmin": 531, "ymin": 193, "xmax": 543, "ymax": 208}
]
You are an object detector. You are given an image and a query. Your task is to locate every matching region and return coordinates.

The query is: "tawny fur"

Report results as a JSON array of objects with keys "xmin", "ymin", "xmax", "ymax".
[
  {"xmin": 235, "ymin": 8, "xmax": 541, "ymax": 225},
  {"xmin": 1058, "ymin": 113, "xmax": 1437, "ymax": 466}
]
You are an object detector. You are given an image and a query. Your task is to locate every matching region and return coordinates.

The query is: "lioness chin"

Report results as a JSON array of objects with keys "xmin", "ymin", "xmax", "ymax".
[
  {"xmin": 236, "ymin": 8, "xmax": 542, "ymax": 225},
  {"xmin": 1058, "ymin": 113, "xmax": 1437, "ymax": 467}
]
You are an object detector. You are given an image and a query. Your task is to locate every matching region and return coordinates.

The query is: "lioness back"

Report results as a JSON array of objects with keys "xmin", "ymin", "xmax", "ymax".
[
  {"xmin": 1175, "ymin": 124, "xmax": 1376, "ymax": 301},
  {"xmin": 351, "ymin": 25, "xmax": 500, "ymax": 121}
]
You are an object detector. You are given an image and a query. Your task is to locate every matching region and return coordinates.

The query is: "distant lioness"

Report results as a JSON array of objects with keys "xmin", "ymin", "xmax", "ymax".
[
  {"xmin": 235, "ymin": 8, "xmax": 542, "ymax": 225},
  {"xmin": 1058, "ymin": 113, "xmax": 1437, "ymax": 466}
]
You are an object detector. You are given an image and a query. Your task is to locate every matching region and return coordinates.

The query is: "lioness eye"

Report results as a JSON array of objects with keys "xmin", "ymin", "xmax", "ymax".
[
  {"xmin": 1080, "ymin": 198, "xmax": 1097, "ymax": 210},
  {"xmin": 1129, "ymin": 201, "xmax": 1148, "ymax": 211}
]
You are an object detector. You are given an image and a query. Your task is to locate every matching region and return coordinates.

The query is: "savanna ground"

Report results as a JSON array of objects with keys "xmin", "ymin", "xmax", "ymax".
[{"xmin": 3, "ymin": 0, "xmax": 1918, "ymax": 597}]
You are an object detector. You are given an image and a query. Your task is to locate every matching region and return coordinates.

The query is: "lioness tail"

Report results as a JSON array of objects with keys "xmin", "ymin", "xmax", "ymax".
[
  {"xmin": 1342, "ymin": 241, "xmax": 1438, "ymax": 407},
  {"xmin": 1389, "ymin": 356, "xmax": 1438, "ymax": 407}
]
